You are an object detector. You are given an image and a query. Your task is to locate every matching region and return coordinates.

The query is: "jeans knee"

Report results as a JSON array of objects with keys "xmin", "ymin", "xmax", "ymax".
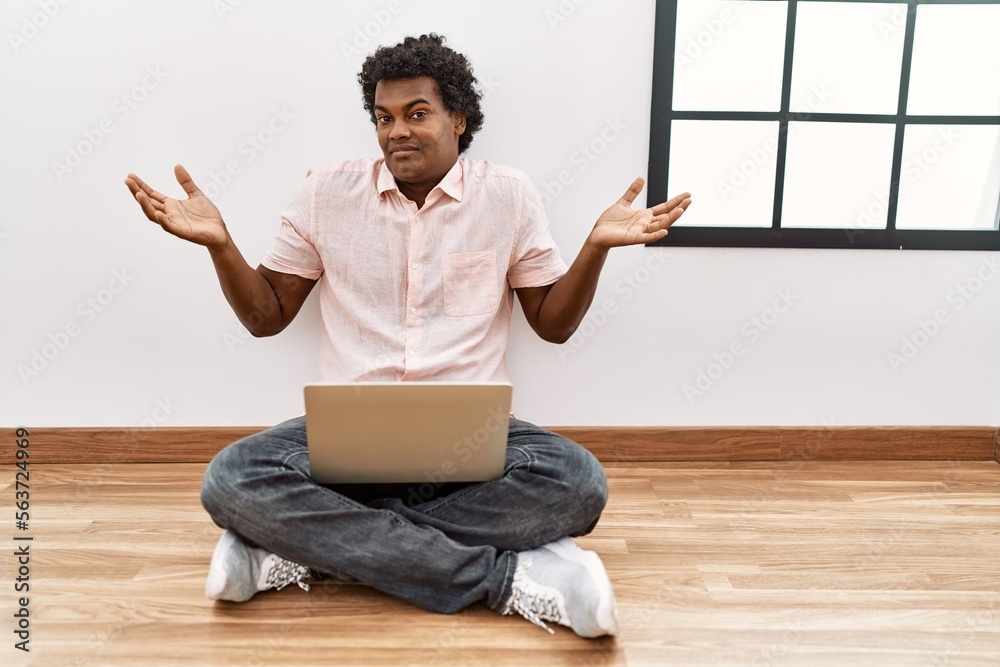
[
  {"xmin": 200, "ymin": 456, "xmax": 223, "ymax": 520},
  {"xmin": 200, "ymin": 442, "xmax": 244, "ymax": 524},
  {"xmin": 579, "ymin": 452, "xmax": 609, "ymax": 518},
  {"xmin": 560, "ymin": 442, "xmax": 608, "ymax": 524}
]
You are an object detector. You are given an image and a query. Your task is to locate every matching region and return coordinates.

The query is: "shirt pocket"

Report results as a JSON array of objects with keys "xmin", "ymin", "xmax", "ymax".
[{"xmin": 442, "ymin": 251, "xmax": 499, "ymax": 316}]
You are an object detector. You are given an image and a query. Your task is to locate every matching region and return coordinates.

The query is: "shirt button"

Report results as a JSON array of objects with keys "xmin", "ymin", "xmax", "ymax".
[
  {"xmin": 409, "ymin": 349, "xmax": 416, "ymax": 355},
  {"xmin": 411, "ymin": 264, "xmax": 418, "ymax": 269},
  {"xmin": 410, "ymin": 307, "xmax": 416, "ymax": 314}
]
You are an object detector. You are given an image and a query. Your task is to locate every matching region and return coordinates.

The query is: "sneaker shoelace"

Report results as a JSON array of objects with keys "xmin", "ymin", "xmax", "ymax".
[
  {"xmin": 264, "ymin": 558, "xmax": 311, "ymax": 593},
  {"xmin": 503, "ymin": 557, "xmax": 564, "ymax": 635}
]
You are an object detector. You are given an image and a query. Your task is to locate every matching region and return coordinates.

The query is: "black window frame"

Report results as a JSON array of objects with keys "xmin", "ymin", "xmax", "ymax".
[{"xmin": 646, "ymin": 0, "xmax": 1000, "ymax": 250}]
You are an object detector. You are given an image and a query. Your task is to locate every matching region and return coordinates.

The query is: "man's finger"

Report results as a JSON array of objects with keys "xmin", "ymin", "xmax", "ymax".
[
  {"xmin": 125, "ymin": 174, "xmax": 166, "ymax": 204},
  {"xmin": 628, "ymin": 228, "xmax": 669, "ymax": 247},
  {"xmin": 649, "ymin": 192, "xmax": 691, "ymax": 215},
  {"xmin": 617, "ymin": 176, "xmax": 645, "ymax": 208},
  {"xmin": 646, "ymin": 214, "xmax": 674, "ymax": 232},
  {"xmin": 152, "ymin": 209, "xmax": 166, "ymax": 225},
  {"xmin": 652, "ymin": 192, "xmax": 691, "ymax": 215},
  {"xmin": 648, "ymin": 199, "xmax": 692, "ymax": 224},
  {"xmin": 174, "ymin": 164, "xmax": 204, "ymax": 198},
  {"xmin": 134, "ymin": 190, "xmax": 165, "ymax": 223},
  {"xmin": 136, "ymin": 189, "xmax": 165, "ymax": 213},
  {"xmin": 647, "ymin": 202, "xmax": 689, "ymax": 229}
]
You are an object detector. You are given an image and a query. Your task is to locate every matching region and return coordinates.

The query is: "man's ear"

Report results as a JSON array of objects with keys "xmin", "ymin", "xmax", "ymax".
[{"xmin": 452, "ymin": 112, "xmax": 467, "ymax": 136}]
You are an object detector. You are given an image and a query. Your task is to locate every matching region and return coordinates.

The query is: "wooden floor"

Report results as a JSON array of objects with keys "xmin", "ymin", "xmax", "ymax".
[{"xmin": 3, "ymin": 461, "xmax": 999, "ymax": 666}]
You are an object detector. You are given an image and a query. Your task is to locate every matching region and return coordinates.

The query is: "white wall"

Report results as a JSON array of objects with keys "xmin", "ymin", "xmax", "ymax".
[{"xmin": 3, "ymin": 0, "xmax": 999, "ymax": 428}]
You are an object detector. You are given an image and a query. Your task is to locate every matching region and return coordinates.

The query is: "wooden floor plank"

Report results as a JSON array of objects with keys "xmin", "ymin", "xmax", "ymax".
[{"xmin": 2, "ymin": 461, "xmax": 998, "ymax": 666}]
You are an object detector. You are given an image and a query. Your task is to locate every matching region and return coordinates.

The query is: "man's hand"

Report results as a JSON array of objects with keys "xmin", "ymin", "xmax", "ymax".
[
  {"xmin": 125, "ymin": 165, "xmax": 228, "ymax": 250},
  {"xmin": 588, "ymin": 177, "xmax": 691, "ymax": 251},
  {"xmin": 516, "ymin": 178, "xmax": 692, "ymax": 343}
]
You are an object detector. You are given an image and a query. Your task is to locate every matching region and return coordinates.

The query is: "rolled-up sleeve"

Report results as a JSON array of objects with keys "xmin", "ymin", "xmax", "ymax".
[
  {"xmin": 260, "ymin": 170, "xmax": 324, "ymax": 280},
  {"xmin": 506, "ymin": 175, "xmax": 569, "ymax": 289}
]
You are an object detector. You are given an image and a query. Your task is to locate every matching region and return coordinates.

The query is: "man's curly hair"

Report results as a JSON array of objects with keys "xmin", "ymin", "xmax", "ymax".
[{"xmin": 358, "ymin": 33, "xmax": 484, "ymax": 154}]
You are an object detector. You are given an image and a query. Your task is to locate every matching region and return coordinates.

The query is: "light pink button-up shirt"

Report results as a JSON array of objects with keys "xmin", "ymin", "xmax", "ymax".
[{"xmin": 261, "ymin": 157, "xmax": 568, "ymax": 383}]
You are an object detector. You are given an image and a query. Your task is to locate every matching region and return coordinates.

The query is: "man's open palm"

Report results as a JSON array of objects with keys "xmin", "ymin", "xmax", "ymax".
[
  {"xmin": 125, "ymin": 165, "xmax": 227, "ymax": 249},
  {"xmin": 589, "ymin": 177, "xmax": 691, "ymax": 250}
]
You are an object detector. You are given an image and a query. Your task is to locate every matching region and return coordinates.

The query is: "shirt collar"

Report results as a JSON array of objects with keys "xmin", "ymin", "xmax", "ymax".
[
  {"xmin": 435, "ymin": 159, "xmax": 464, "ymax": 202},
  {"xmin": 376, "ymin": 158, "xmax": 465, "ymax": 203}
]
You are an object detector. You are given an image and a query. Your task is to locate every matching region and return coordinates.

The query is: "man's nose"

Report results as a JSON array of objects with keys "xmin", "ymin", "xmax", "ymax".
[{"xmin": 389, "ymin": 119, "xmax": 411, "ymax": 140}]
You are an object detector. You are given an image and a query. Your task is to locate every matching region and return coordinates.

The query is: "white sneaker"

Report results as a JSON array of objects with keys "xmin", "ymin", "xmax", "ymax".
[
  {"xmin": 205, "ymin": 530, "xmax": 311, "ymax": 602},
  {"xmin": 501, "ymin": 537, "xmax": 620, "ymax": 638}
]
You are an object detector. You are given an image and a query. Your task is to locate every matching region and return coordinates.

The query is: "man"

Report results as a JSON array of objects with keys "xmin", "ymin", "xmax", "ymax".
[{"xmin": 125, "ymin": 34, "xmax": 690, "ymax": 638}]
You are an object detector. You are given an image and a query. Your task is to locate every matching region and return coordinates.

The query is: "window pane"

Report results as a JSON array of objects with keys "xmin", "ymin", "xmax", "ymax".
[
  {"xmin": 672, "ymin": 1, "xmax": 787, "ymax": 112},
  {"xmin": 667, "ymin": 120, "xmax": 779, "ymax": 228},
  {"xmin": 782, "ymin": 122, "xmax": 896, "ymax": 229},
  {"xmin": 907, "ymin": 4, "xmax": 1000, "ymax": 116},
  {"xmin": 896, "ymin": 125, "xmax": 1000, "ymax": 231},
  {"xmin": 790, "ymin": 2, "xmax": 907, "ymax": 115}
]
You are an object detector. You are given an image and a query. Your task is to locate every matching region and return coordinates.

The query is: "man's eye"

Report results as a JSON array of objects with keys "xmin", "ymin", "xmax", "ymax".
[
  {"xmin": 411, "ymin": 111, "xmax": 426, "ymax": 119},
  {"xmin": 377, "ymin": 116, "xmax": 391, "ymax": 124}
]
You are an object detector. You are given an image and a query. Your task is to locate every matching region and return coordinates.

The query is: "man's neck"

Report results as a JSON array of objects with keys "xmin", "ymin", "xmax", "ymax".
[
  {"xmin": 397, "ymin": 180, "xmax": 434, "ymax": 209},
  {"xmin": 388, "ymin": 157, "xmax": 460, "ymax": 209}
]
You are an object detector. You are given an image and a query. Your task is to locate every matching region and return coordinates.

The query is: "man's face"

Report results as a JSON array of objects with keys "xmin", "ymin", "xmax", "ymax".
[{"xmin": 374, "ymin": 76, "xmax": 466, "ymax": 192}]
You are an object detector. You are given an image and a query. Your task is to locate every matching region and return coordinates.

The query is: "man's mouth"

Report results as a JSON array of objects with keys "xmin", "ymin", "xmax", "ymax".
[{"xmin": 390, "ymin": 144, "xmax": 419, "ymax": 155}]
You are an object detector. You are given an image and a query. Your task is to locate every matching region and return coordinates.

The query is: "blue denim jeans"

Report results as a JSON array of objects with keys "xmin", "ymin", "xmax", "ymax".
[{"xmin": 200, "ymin": 416, "xmax": 608, "ymax": 614}]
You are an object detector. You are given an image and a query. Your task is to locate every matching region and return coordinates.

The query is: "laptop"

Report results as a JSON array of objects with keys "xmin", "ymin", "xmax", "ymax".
[{"xmin": 303, "ymin": 382, "xmax": 512, "ymax": 484}]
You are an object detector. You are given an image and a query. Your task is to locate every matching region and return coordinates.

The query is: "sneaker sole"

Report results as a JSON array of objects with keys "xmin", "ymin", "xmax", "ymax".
[
  {"xmin": 205, "ymin": 530, "xmax": 238, "ymax": 600},
  {"xmin": 543, "ymin": 538, "xmax": 621, "ymax": 636}
]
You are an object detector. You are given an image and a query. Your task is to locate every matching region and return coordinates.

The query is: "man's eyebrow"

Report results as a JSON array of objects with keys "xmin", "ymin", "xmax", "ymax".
[{"xmin": 373, "ymin": 98, "xmax": 432, "ymax": 113}]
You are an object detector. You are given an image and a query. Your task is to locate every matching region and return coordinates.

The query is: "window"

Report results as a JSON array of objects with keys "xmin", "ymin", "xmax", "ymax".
[{"xmin": 647, "ymin": 0, "xmax": 1000, "ymax": 250}]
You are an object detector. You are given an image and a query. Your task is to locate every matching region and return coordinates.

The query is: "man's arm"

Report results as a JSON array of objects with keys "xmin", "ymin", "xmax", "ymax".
[
  {"xmin": 125, "ymin": 164, "xmax": 317, "ymax": 336},
  {"xmin": 209, "ymin": 244, "xmax": 317, "ymax": 338},
  {"xmin": 516, "ymin": 178, "xmax": 691, "ymax": 344}
]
